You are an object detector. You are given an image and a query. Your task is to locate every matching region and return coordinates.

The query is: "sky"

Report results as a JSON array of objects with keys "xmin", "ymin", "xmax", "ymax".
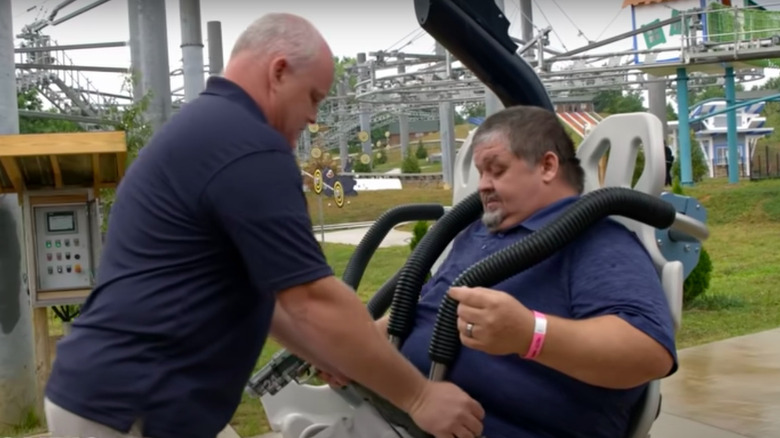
[
  {"xmin": 8, "ymin": 0, "xmax": 646, "ymax": 97},
  {"xmin": 8, "ymin": 0, "xmax": 778, "ymax": 103}
]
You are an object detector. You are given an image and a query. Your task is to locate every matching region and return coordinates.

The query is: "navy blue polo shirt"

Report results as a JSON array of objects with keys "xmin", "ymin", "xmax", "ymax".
[
  {"xmin": 400, "ymin": 196, "xmax": 677, "ymax": 438},
  {"xmin": 45, "ymin": 77, "xmax": 333, "ymax": 438}
]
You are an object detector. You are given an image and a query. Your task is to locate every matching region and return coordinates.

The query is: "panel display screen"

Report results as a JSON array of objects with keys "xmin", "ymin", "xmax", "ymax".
[{"xmin": 47, "ymin": 212, "xmax": 76, "ymax": 233}]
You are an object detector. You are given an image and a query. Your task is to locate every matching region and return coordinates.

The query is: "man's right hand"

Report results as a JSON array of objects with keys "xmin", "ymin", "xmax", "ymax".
[{"xmin": 407, "ymin": 381, "xmax": 485, "ymax": 438}]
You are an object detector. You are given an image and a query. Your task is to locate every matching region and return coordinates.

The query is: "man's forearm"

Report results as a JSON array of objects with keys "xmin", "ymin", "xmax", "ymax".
[
  {"xmin": 528, "ymin": 314, "xmax": 674, "ymax": 389},
  {"xmin": 277, "ymin": 277, "xmax": 427, "ymax": 412},
  {"xmin": 269, "ymin": 305, "xmax": 342, "ymax": 376}
]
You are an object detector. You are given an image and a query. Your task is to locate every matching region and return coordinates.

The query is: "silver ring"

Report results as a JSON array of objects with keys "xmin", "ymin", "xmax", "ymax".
[{"xmin": 466, "ymin": 322, "xmax": 474, "ymax": 338}]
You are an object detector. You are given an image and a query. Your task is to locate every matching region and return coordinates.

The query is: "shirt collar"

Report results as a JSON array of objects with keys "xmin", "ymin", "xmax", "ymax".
[
  {"xmin": 474, "ymin": 195, "xmax": 581, "ymax": 237},
  {"xmin": 200, "ymin": 76, "xmax": 269, "ymax": 123}
]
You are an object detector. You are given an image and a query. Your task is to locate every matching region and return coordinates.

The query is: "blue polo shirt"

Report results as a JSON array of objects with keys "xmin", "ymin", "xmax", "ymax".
[
  {"xmin": 45, "ymin": 77, "xmax": 334, "ymax": 438},
  {"xmin": 400, "ymin": 196, "xmax": 677, "ymax": 438}
]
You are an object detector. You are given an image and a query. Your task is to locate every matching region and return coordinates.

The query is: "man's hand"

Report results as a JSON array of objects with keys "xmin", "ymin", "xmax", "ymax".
[
  {"xmin": 317, "ymin": 369, "xmax": 350, "ymax": 388},
  {"xmin": 408, "ymin": 381, "xmax": 485, "ymax": 438},
  {"xmin": 448, "ymin": 286, "xmax": 533, "ymax": 356}
]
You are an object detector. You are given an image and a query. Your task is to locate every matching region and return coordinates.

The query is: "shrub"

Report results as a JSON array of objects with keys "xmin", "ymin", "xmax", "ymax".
[
  {"xmin": 683, "ymin": 246, "xmax": 713, "ymax": 307},
  {"xmin": 409, "ymin": 221, "xmax": 433, "ymax": 282},
  {"xmin": 353, "ymin": 161, "xmax": 371, "ymax": 173},
  {"xmin": 409, "ymin": 221, "xmax": 430, "ymax": 252},
  {"xmin": 402, "ymin": 154, "xmax": 421, "ymax": 173},
  {"xmin": 415, "ymin": 140, "xmax": 428, "ymax": 160},
  {"xmin": 672, "ymin": 131, "xmax": 709, "ymax": 183},
  {"xmin": 374, "ymin": 149, "xmax": 388, "ymax": 165}
]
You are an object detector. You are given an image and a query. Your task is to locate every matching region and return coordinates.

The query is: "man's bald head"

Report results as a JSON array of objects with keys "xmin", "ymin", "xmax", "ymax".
[
  {"xmin": 224, "ymin": 13, "xmax": 334, "ymax": 147},
  {"xmin": 230, "ymin": 13, "xmax": 329, "ymax": 69}
]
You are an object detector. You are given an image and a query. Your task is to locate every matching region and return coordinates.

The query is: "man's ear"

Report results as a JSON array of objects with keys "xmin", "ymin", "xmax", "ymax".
[
  {"xmin": 539, "ymin": 151, "xmax": 560, "ymax": 184},
  {"xmin": 268, "ymin": 56, "xmax": 289, "ymax": 90}
]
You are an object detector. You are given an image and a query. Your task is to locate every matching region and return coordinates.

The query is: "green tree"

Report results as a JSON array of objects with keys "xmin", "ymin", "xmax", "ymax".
[
  {"xmin": 458, "ymin": 102, "xmax": 486, "ymax": 121},
  {"xmin": 330, "ymin": 56, "xmax": 358, "ymax": 97},
  {"xmin": 401, "ymin": 153, "xmax": 421, "ymax": 173},
  {"xmin": 672, "ymin": 131, "xmax": 709, "ymax": 183},
  {"xmin": 415, "ymin": 140, "xmax": 428, "ymax": 160},
  {"xmin": 17, "ymin": 88, "xmax": 83, "ymax": 134},
  {"xmin": 593, "ymin": 90, "xmax": 646, "ymax": 114}
]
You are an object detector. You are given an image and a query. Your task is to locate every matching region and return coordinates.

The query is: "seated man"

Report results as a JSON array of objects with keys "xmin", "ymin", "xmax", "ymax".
[{"xmin": 358, "ymin": 105, "xmax": 677, "ymax": 438}]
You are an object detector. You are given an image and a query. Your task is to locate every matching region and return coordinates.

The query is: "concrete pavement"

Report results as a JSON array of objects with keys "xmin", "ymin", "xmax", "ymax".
[{"xmin": 315, "ymin": 225, "xmax": 412, "ymax": 248}]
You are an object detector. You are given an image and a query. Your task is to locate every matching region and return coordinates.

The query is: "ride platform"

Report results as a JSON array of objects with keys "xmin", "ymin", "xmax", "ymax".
[{"xmin": 650, "ymin": 327, "xmax": 780, "ymax": 437}]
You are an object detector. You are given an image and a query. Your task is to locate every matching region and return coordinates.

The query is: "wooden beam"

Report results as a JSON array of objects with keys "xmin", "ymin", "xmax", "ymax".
[
  {"xmin": 116, "ymin": 151, "xmax": 127, "ymax": 181},
  {"xmin": 0, "ymin": 157, "xmax": 24, "ymax": 192},
  {"xmin": 32, "ymin": 307, "xmax": 50, "ymax": 415},
  {"xmin": 92, "ymin": 153, "xmax": 101, "ymax": 189},
  {"xmin": 29, "ymin": 193, "xmax": 89, "ymax": 206},
  {"xmin": 49, "ymin": 155, "xmax": 63, "ymax": 188},
  {"xmin": 0, "ymin": 131, "xmax": 127, "ymax": 157}
]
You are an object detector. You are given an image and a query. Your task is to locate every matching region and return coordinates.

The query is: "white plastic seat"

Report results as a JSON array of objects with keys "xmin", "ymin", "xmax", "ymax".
[
  {"xmin": 260, "ymin": 112, "xmax": 683, "ymax": 438},
  {"xmin": 575, "ymin": 112, "xmax": 683, "ymax": 438}
]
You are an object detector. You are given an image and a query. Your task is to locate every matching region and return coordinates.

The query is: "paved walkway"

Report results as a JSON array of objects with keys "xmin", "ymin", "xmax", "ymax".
[
  {"xmin": 649, "ymin": 327, "xmax": 780, "ymax": 437},
  {"xmin": 317, "ymin": 225, "xmax": 412, "ymax": 248}
]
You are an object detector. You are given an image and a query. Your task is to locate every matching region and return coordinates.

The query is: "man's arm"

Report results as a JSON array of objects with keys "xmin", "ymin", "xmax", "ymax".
[
  {"xmin": 450, "ymin": 224, "xmax": 677, "ymax": 390},
  {"xmin": 272, "ymin": 276, "xmax": 436, "ymax": 412},
  {"xmin": 534, "ymin": 225, "xmax": 677, "ymax": 389},
  {"xmin": 528, "ymin": 314, "xmax": 674, "ymax": 389}
]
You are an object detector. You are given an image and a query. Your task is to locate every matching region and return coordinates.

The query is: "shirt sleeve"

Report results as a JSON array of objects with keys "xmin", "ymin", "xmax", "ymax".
[
  {"xmin": 568, "ymin": 221, "xmax": 678, "ymax": 375},
  {"xmin": 201, "ymin": 150, "xmax": 334, "ymax": 295}
]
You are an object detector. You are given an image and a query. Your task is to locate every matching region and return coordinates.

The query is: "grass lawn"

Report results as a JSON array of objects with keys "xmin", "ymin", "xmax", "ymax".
[
  {"xmin": 9, "ymin": 177, "xmax": 780, "ymax": 438},
  {"xmin": 305, "ymin": 187, "xmax": 453, "ymax": 225}
]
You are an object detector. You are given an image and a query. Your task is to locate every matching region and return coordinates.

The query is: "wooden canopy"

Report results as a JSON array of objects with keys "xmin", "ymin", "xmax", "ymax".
[{"xmin": 0, "ymin": 131, "xmax": 127, "ymax": 193}]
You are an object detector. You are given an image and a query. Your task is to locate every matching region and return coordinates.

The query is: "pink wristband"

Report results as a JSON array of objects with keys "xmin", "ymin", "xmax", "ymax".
[{"xmin": 524, "ymin": 311, "xmax": 547, "ymax": 359}]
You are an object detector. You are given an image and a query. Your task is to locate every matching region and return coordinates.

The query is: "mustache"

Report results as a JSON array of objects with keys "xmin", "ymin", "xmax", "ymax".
[{"xmin": 481, "ymin": 192, "xmax": 500, "ymax": 204}]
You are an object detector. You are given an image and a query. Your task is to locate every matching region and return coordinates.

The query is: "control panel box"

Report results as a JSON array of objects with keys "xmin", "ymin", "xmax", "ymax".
[
  {"xmin": 23, "ymin": 189, "xmax": 103, "ymax": 306},
  {"xmin": 33, "ymin": 204, "xmax": 94, "ymax": 291}
]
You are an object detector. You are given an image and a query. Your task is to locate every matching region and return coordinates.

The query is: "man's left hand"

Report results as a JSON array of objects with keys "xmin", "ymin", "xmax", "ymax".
[{"xmin": 448, "ymin": 286, "xmax": 534, "ymax": 356}]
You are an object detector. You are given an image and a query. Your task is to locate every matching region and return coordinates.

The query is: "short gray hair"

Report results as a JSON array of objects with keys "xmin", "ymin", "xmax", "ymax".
[
  {"xmin": 472, "ymin": 105, "xmax": 585, "ymax": 193},
  {"xmin": 231, "ymin": 13, "xmax": 322, "ymax": 68}
]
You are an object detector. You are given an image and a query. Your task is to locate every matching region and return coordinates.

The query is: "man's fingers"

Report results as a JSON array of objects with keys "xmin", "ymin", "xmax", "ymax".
[
  {"xmin": 447, "ymin": 287, "xmax": 488, "ymax": 308},
  {"xmin": 470, "ymin": 399, "xmax": 486, "ymax": 420},
  {"xmin": 449, "ymin": 425, "xmax": 473, "ymax": 438},
  {"xmin": 462, "ymin": 412, "xmax": 484, "ymax": 437},
  {"xmin": 456, "ymin": 304, "xmax": 483, "ymax": 324}
]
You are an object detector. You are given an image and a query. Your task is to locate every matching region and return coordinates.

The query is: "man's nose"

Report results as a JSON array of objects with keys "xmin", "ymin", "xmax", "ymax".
[{"xmin": 478, "ymin": 175, "xmax": 493, "ymax": 192}]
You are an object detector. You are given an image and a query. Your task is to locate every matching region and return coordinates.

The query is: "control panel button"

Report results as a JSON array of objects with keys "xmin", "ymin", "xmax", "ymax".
[
  {"xmin": 66, "ymin": 266, "xmax": 72, "ymax": 273},
  {"xmin": 46, "ymin": 253, "xmax": 52, "ymax": 261},
  {"xmin": 47, "ymin": 267, "xmax": 53, "ymax": 275},
  {"xmin": 45, "ymin": 240, "xmax": 52, "ymax": 248},
  {"xmin": 56, "ymin": 266, "xmax": 62, "ymax": 274},
  {"xmin": 65, "ymin": 252, "xmax": 71, "ymax": 260},
  {"xmin": 56, "ymin": 253, "xmax": 62, "ymax": 261},
  {"xmin": 75, "ymin": 254, "xmax": 81, "ymax": 260},
  {"xmin": 74, "ymin": 264, "xmax": 82, "ymax": 274},
  {"xmin": 73, "ymin": 238, "xmax": 80, "ymax": 247},
  {"xmin": 55, "ymin": 240, "xmax": 61, "ymax": 248},
  {"xmin": 64, "ymin": 239, "xmax": 70, "ymax": 247}
]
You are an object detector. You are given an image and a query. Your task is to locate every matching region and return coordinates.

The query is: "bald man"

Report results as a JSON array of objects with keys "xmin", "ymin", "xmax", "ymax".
[{"xmin": 44, "ymin": 13, "xmax": 484, "ymax": 438}]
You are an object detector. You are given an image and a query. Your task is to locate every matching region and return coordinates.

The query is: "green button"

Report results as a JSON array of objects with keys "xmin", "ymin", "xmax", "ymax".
[
  {"xmin": 45, "ymin": 241, "xmax": 51, "ymax": 248},
  {"xmin": 55, "ymin": 241, "xmax": 61, "ymax": 248}
]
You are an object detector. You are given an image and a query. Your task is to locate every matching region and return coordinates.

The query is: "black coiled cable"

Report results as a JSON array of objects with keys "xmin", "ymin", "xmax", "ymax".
[
  {"xmin": 342, "ymin": 204, "xmax": 445, "ymax": 291},
  {"xmin": 387, "ymin": 192, "xmax": 484, "ymax": 346},
  {"xmin": 428, "ymin": 187, "xmax": 677, "ymax": 371}
]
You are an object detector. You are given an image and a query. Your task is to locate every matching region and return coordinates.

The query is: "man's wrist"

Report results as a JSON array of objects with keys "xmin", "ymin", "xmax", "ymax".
[{"xmin": 518, "ymin": 310, "xmax": 548, "ymax": 360}]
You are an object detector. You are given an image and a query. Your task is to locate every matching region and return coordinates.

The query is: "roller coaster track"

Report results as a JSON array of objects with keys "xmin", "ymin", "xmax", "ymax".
[{"xmin": 14, "ymin": 33, "xmax": 128, "ymax": 129}]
